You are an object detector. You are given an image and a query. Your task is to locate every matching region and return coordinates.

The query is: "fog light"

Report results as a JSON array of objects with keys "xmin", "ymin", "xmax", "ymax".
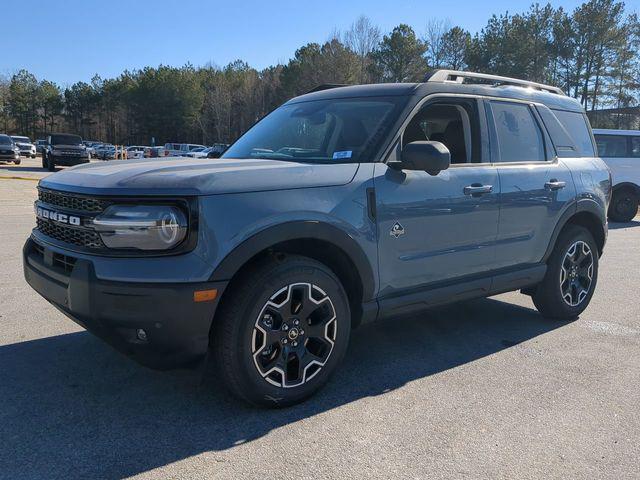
[{"xmin": 136, "ymin": 329, "xmax": 148, "ymax": 342}]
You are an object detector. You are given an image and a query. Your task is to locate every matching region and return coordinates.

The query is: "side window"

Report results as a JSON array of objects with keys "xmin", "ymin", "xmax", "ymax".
[
  {"xmin": 402, "ymin": 100, "xmax": 481, "ymax": 164},
  {"xmin": 594, "ymin": 135, "xmax": 628, "ymax": 158},
  {"xmin": 631, "ymin": 137, "xmax": 640, "ymax": 158},
  {"xmin": 490, "ymin": 101, "xmax": 546, "ymax": 163},
  {"xmin": 551, "ymin": 110, "xmax": 595, "ymax": 157}
]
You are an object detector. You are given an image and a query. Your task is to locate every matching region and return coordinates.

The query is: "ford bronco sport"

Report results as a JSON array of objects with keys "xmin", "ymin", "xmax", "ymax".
[{"xmin": 23, "ymin": 71, "xmax": 611, "ymax": 407}]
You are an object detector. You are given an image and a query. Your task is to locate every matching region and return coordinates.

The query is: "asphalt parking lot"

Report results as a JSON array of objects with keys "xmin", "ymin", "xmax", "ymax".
[{"xmin": 1, "ymin": 158, "xmax": 639, "ymax": 480}]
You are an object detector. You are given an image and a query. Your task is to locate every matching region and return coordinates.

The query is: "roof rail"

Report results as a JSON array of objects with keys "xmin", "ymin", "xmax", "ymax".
[
  {"xmin": 425, "ymin": 70, "xmax": 565, "ymax": 96},
  {"xmin": 306, "ymin": 84, "xmax": 348, "ymax": 94}
]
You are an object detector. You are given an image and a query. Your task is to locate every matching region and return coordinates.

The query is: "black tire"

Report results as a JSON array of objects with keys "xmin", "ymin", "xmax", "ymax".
[
  {"xmin": 41, "ymin": 155, "xmax": 46, "ymax": 169},
  {"xmin": 608, "ymin": 188, "xmax": 638, "ymax": 223},
  {"xmin": 212, "ymin": 255, "xmax": 351, "ymax": 408},
  {"xmin": 47, "ymin": 156, "xmax": 55, "ymax": 172},
  {"xmin": 31, "ymin": 154, "xmax": 36, "ymax": 159},
  {"xmin": 13, "ymin": 159, "xmax": 21, "ymax": 165},
  {"xmin": 532, "ymin": 225, "xmax": 598, "ymax": 320}
]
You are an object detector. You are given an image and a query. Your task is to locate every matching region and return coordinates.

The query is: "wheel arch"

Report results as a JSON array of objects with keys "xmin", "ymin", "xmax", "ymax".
[
  {"xmin": 209, "ymin": 221, "xmax": 376, "ymax": 328},
  {"xmin": 612, "ymin": 181, "xmax": 640, "ymax": 195},
  {"xmin": 544, "ymin": 200, "xmax": 606, "ymax": 261}
]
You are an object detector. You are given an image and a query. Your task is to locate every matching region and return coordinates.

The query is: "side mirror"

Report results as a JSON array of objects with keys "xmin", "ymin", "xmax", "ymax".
[{"xmin": 394, "ymin": 141, "xmax": 451, "ymax": 175}]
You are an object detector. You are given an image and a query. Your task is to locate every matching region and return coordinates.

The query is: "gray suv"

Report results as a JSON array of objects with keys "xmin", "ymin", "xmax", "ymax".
[{"xmin": 23, "ymin": 71, "xmax": 611, "ymax": 407}]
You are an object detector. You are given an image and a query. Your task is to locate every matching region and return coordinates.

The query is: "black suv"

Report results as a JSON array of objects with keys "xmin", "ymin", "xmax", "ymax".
[{"xmin": 42, "ymin": 133, "xmax": 90, "ymax": 171}]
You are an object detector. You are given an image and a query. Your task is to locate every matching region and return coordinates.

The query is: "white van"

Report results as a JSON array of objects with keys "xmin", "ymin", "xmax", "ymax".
[
  {"xmin": 593, "ymin": 129, "xmax": 640, "ymax": 222},
  {"xmin": 163, "ymin": 143, "xmax": 206, "ymax": 157}
]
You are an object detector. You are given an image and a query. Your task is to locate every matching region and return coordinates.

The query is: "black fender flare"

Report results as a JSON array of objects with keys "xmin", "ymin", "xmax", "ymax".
[
  {"xmin": 543, "ymin": 198, "xmax": 607, "ymax": 261},
  {"xmin": 209, "ymin": 221, "xmax": 376, "ymax": 301}
]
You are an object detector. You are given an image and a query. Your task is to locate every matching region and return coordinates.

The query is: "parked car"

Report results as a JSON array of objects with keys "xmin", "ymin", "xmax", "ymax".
[
  {"xmin": 35, "ymin": 139, "xmax": 48, "ymax": 155},
  {"xmin": 41, "ymin": 133, "xmax": 90, "ymax": 171},
  {"xmin": 144, "ymin": 146, "xmax": 165, "ymax": 158},
  {"xmin": 0, "ymin": 134, "xmax": 21, "ymax": 164},
  {"xmin": 94, "ymin": 144, "xmax": 115, "ymax": 160},
  {"xmin": 163, "ymin": 143, "xmax": 206, "ymax": 157},
  {"xmin": 593, "ymin": 129, "xmax": 639, "ymax": 222},
  {"xmin": 184, "ymin": 146, "xmax": 209, "ymax": 158},
  {"xmin": 23, "ymin": 70, "xmax": 611, "ymax": 407},
  {"xmin": 11, "ymin": 136, "xmax": 37, "ymax": 158},
  {"xmin": 126, "ymin": 146, "xmax": 148, "ymax": 159},
  {"xmin": 207, "ymin": 143, "xmax": 230, "ymax": 158}
]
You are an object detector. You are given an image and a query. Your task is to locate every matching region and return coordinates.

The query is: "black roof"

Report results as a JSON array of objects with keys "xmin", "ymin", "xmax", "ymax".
[{"xmin": 287, "ymin": 81, "xmax": 584, "ymax": 113}]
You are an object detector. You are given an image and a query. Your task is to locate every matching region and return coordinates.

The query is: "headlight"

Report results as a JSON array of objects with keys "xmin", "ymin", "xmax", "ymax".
[{"xmin": 92, "ymin": 205, "xmax": 188, "ymax": 250}]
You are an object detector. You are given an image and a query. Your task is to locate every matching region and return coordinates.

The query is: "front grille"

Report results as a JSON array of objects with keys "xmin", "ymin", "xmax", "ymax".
[
  {"xmin": 38, "ymin": 188, "xmax": 108, "ymax": 213},
  {"xmin": 36, "ymin": 218, "xmax": 104, "ymax": 248}
]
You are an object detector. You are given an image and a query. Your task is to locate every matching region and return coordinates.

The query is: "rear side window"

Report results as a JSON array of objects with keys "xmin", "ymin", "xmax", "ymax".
[
  {"xmin": 594, "ymin": 135, "xmax": 628, "ymax": 157},
  {"xmin": 551, "ymin": 110, "xmax": 595, "ymax": 157},
  {"xmin": 489, "ymin": 101, "xmax": 546, "ymax": 163}
]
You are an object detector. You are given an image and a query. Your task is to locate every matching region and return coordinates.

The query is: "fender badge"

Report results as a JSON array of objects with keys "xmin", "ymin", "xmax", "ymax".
[{"xmin": 390, "ymin": 222, "xmax": 405, "ymax": 238}]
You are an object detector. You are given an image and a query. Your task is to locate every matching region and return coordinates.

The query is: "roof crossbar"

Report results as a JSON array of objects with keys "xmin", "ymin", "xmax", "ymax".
[{"xmin": 426, "ymin": 70, "xmax": 565, "ymax": 96}]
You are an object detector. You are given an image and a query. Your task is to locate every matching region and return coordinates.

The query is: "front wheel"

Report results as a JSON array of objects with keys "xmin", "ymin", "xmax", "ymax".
[
  {"xmin": 212, "ymin": 255, "xmax": 351, "ymax": 407},
  {"xmin": 13, "ymin": 159, "xmax": 21, "ymax": 165},
  {"xmin": 532, "ymin": 225, "xmax": 598, "ymax": 320},
  {"xmin": 47, "ymin": 156, "xmax": 55, "ymax": 172},
  {"xmin": 608, "ymin": 188, "xmax": 638, "ymax": 223}
]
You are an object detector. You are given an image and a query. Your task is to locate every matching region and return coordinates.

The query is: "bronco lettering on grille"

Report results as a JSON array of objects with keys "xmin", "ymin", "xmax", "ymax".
[{"xmin": 35, "ymin": 206, "xmax": 81, "ymax": 226}]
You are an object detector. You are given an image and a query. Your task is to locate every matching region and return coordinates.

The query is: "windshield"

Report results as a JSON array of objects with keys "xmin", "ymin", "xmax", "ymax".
[
  {"xmin": 12, "ymin": 136, "xmax": 30, "ymax": 143},
  {"xmin": 222, "ymin": 96, "xmax": 407, "ymax": 163},
  {"xmin": 51, "ymin": 134, "xmax": 82, "ymax": 145},
  {"xmin": 0, "ymin": 135, "xmax": 13, "ymax": 145}
]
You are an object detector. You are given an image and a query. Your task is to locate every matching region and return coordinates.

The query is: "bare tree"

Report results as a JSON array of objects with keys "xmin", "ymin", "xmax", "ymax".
[
  {"xmin": 343, "ymin": 15, "xmax": 381, "ymax": 83},
  {"xmin": 425, "ymin": 18, "xmax": 451, "ymax": 68}
]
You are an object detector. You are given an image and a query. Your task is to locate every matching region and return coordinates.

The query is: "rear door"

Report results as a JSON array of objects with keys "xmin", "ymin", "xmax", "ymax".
[{"xmin": 486, "ymin": 99, "xmax": 576, "ymax": 269}]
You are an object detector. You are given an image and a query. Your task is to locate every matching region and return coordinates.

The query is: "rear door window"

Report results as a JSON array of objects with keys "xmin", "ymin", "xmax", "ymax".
[
  {"xmin": 594, "ymin": 135, "xmax": 628, "ymax": 157},
  {"xmin": 489, "ymin": 101, "xmax": 546, "ymax": 163},
  {"xmin": 551, "ymin": 110, "xmax": 595, "ymax": 157}
]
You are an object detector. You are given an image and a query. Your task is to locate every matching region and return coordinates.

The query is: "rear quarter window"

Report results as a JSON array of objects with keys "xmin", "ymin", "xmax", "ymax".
[{"xmin": 551, "ymin": 110, "xmax": 595, "ymax": 157}]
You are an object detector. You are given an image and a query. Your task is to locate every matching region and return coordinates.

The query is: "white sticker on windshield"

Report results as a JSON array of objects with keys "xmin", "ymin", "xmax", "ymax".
[{"xmin": 333, "ymin": 150, "xmax": 352, "ymax": 160}]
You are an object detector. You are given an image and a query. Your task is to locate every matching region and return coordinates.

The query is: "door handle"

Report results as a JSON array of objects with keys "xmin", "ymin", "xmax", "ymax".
[
  {"xmin": 545, "ymin": 180, "xmax": 566, "ymax": 191},
  {"xmin": 464, "ymin": 184, "xmax": 493, "ymax": 196}
]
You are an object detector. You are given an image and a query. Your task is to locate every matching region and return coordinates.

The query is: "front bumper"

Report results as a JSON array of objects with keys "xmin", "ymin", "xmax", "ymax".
[
  {"xmin": 23, "ymin": 238, "xmax": 226, "ymax": 369},
  {"xmin": 51, "ymin": 155, "xmax": 90, "ymax": 166},
  {"xmin": 0, "ymin": 152, "xmax": 20, "ymax": 160}
]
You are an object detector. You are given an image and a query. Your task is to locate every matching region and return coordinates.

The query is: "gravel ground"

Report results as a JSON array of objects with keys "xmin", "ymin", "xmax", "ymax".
[{"xmin": 0, "ymin": 160, "xmax": 638, "ymax": 479}]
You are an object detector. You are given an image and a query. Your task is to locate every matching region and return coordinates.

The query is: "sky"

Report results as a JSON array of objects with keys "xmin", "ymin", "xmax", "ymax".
[{"xmin": 3, "ymin": 0, "xmax": 602, "ymax": 86}]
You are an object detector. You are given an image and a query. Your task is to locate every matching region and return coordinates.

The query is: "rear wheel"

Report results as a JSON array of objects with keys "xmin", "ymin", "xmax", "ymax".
[
  {"xmin": 608, "ymin": 188, "xmax": 638, "ymax": 222},
  {"xmin": 13, "ymin": 159, "xmax": 21, "ymax": 165},
  {"xmin": 532, "ymin": 225, "xmax": 598, "ymax": 320},
  {"xmin": 212, "ymin": 255, "xmax": 350, "ymax": 407},
  {"xmin": 47, "ymin": 156, "xmax": 55, "ymax": 172}
]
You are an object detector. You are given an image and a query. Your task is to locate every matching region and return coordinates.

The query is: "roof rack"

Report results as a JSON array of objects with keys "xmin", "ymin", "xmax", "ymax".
[
  {"xmin": 425, "ymin": 70, "xmax": 565, "ymax": 96},
  {"xmin": 306, "ymin": 84, "xmax": 348, "ymax": 94}
]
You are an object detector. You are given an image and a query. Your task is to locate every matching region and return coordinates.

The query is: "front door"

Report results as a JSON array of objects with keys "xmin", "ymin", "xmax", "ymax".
[{"xmin": 374, "ymin": 98, "xmax": 500, "ymax": 297}]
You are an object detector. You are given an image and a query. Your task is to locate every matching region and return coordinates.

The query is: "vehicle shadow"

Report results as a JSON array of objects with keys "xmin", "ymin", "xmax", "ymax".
[
  {"xmin": 608, "ymin": 219, "xmax": 640, "ymax": 230},
  {"xmin": 0, "ymin": 165, "xmax": 45, "ymax": 173},
  {"xmin": 0, "ymin": 297, "xmax": 567, "ymax": 480}
]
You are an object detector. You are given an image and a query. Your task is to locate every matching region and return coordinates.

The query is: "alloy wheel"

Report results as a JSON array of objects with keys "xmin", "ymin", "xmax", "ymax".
[
  {"xmin": 560, "ymin": 240, "xmax": 594, "ymax": 307},
  {"xmin": 252, "ymin": 283, "xmax": 337, "ymax": 388}
]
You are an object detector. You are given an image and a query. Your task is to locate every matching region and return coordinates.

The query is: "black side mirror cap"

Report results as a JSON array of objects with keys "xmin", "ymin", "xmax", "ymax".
[{"xmin": 391, "ymin": 141, "xmax": 451, "ymax": 175}]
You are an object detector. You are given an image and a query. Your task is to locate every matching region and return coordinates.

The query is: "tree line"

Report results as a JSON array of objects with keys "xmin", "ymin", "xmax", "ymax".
[{"xmin": 0, "ymin": 0, "xmax": 638, "ymax": 145}]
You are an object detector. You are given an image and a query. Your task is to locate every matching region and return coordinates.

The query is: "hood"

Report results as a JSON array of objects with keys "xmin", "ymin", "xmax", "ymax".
[
  {"xmin": 16, "ymin": 142, "xmax": 34, "ymax": 147},
  {"xmin": 39, "ymin": 157, "xmax": 360, "ymax": 196}
]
